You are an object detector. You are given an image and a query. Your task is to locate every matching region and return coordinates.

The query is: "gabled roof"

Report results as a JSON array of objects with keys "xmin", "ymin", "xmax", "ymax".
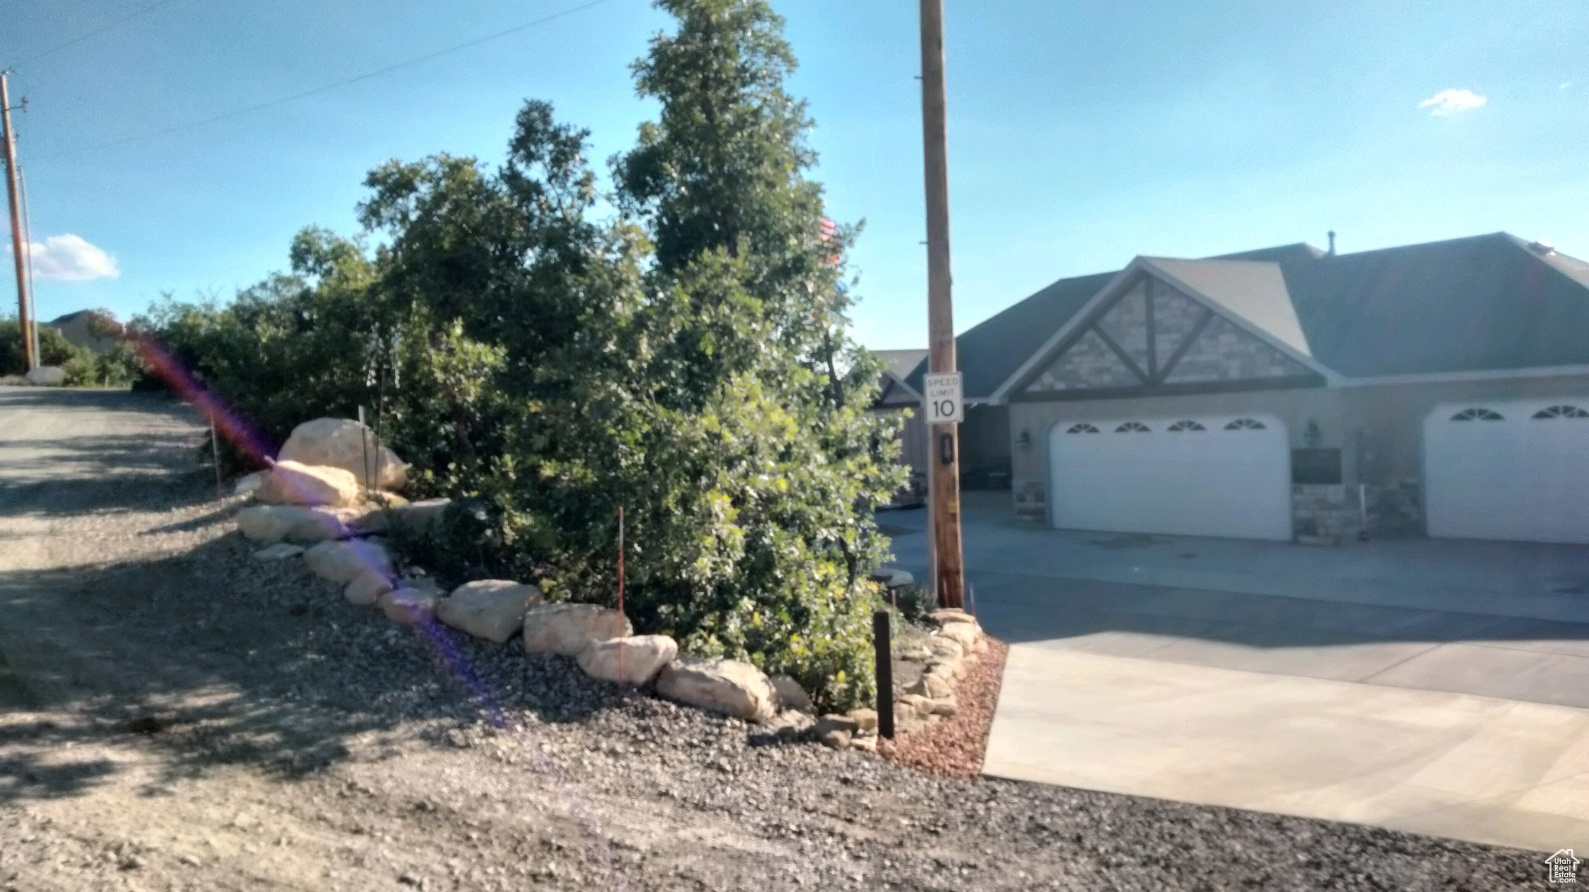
[
  {"xmin": 1282, "ymin": 232, "xmax": 1589, "ymax": 377},
  {"xmin": 1146, "ymin": 258, "xmax": 1315, "ymax": 359},
  {"xmin": 874, "ymin": 349, "xmax": 928, "ymax": 383},
  {"xmin": 910, "ymin": 233, "xmax": 1589, "ymax": 400},
  {"xmin": 904, "ymin": 270, "xmax": 1117, "ymax": 400}
]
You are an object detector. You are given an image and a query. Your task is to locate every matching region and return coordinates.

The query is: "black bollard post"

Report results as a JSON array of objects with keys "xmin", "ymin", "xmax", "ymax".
[{"xmin": 873, "ymin": 609, "xmax": 895, "ymax": 739}]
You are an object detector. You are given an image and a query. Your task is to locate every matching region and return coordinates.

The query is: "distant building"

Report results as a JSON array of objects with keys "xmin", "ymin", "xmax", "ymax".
[
  {"xmin": 897, "ymin": 232, "xmax": 1589, "ymax": 544},
  {"xmin": 45, "ymin": 310, "xmax": 120, "ymax": 355}
]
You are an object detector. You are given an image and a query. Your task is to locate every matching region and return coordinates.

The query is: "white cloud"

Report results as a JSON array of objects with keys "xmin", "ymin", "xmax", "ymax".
[
  {"xmin": 1419, "ymin": 88, "xmax": 1488, "ymax": 116},
  {"xmin": 1561, "ymin": 82, "xmax": 1574, "ymax": 91},
  {"xmin": 26, "ymin": 233, "xmax": 120, "ymax": 281}
]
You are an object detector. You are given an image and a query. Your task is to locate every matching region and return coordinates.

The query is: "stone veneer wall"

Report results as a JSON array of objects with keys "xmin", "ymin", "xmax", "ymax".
[{"xmin": 1292, "ymin": 481, "xmax": 1424, "ymax": 543}]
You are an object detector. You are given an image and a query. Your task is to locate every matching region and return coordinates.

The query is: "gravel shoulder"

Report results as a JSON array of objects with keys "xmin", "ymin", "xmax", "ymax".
[{"xmin": 0, "ymin": 389, "xmax": 1549, "ymax": 891}]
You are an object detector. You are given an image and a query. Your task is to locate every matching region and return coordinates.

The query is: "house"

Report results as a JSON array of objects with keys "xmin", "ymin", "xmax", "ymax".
[
  {"xmin": 872, "ymin": 349, "xmax": 929, "ymax": 506},
  {"xmin": 902, "ymin": 232, "xmax": 1589, "ymax": 544},
  {"xmin": 45, "ymin": 310, "xmax": 120, "ymax": 354}
]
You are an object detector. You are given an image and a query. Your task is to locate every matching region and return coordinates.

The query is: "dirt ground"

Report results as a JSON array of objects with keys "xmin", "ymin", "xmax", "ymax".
[{"xmin": 0, "ymin": 389, "xmax": 1549, "ymax": 891}]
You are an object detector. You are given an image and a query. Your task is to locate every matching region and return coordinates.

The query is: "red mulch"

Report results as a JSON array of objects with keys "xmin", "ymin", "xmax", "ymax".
[{"xmin": 877, "ymin": 636, "xmax": 1008, "ymax": 777}]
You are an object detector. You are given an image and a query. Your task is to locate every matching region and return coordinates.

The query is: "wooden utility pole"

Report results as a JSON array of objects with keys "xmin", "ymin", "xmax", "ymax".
[
  {"xmin": 1, "ymin": 72, "xmax": 34, "ymax": 372},
  {"xmin": 919, "ymin": 0, "xmax": 964, "ymax": 610}
]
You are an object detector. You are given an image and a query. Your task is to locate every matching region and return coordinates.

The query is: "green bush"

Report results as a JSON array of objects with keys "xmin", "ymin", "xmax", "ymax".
[
  {"xmin": 131, "ymin": 0, "xmax": 904, "ymax": 712},
  {"xmin": 0, "ymin": 314, "xmax": 138, "ymax": 386}
]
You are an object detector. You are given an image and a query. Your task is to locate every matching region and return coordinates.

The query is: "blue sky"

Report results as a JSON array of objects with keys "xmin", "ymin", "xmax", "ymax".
[{"xmin": 4, "ymin": 0, "xmax": 1586, "ymax": 349}]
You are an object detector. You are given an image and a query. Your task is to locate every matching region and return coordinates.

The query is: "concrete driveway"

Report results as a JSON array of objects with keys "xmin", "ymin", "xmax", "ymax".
[{"xmin": 882, "ymin": 492, "xmax": 1589, "ymax": 852}]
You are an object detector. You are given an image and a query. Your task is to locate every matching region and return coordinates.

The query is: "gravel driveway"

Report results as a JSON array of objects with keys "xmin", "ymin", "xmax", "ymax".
[{"xmin": 0, "ymin": 388, "xmax": 1549, "ymax": 891}]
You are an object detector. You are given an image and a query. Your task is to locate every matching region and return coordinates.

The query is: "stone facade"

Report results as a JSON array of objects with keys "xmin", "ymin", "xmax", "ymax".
[
  {"xmin": 1021, "ymin": 275, "xmax": 1311, "ymax": 396},
  {"xmin": 1164, "ymin": 316, "xmax": 1311, "ymax": 383},
  {"xmin": 1027, "ymin": 329, "xmax": 1138, "ymax": 392},
  {"xmin": 1096, "ymin": 280, "xmax": 1151, "ymax": 371},
  {"xmin": 1292, "ymin": 481, "xmax": 1425, "ymax": 544},
  {"xmin": 1291, "ymin": 484, "xmax": 1362, "ymax": 544}
]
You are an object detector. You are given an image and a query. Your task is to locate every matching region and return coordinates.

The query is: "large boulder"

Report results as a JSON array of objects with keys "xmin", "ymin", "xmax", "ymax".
[
  {"xmin": 655, "ymin": 658, "xmax": 777, "ymax": 723},
  {"xmin": 769, "ymin": 675, "xmax": 814, "ymax": 714},
  {"xmin": 344, "ymin": 569, "xmax": 395, "ymax": 606},
  {"xmin": 577, "ymin": 635, "xmax": 678, "ymax": 685},
  {"xmin": 279, "ymin": 418, "xmax": 407, "ymax": 491},
  {"xmin": 521, "ymin": 604, "xmax": 632, "ymax": 658},
  {"xmin": 387, "ymin": 498, "xmax": 451, "ymax": 537},
  {"xmin": 254, "ymin": 461, "xmax": 363, "ymax": 508},
  {"xmin": 436, "ymin": 580, "xmax": 543, "ymax": 643},
  {"xmin": 304, "ymin": 538, "xmax": 392, "ymax": 585},
  {"xmin": 24, "ymin": 366, "xmax": 66, "ymax": 386},
  {"xmin": 378, "ymin": 585, "xmax": 441, "ymax": 626},
  {"xmin": 237, "ymin": 504, "xmax": 380, "ymax": 543}
]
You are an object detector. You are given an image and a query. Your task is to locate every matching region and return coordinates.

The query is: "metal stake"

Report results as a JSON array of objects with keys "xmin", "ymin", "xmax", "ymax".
[{"xmin": 873, "ymin": 609, "xmax": 895, "ymax": 739}]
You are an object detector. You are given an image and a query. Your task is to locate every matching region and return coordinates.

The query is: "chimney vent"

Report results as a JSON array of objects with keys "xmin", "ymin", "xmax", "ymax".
[
  {"xmin": 1327, "ymin": 231, "xmax": 1337, "ymax": 256},
  {"xmin": 1528, "ymin": 239, "xmax": 1556, "ymax": 256}
]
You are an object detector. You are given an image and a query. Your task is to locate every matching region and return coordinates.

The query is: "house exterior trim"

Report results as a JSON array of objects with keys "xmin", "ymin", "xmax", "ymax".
[
  {"xmin": 987, "ymin": 264, "xmax": 1143, "ymax": 404},
  {"xmin": 1332, "ymin": 363, "xmax": 1589, "ymax": 389},
  {"xmin": 1007, "ymin": 373, "xmax": 1325, "ymax": 404}
]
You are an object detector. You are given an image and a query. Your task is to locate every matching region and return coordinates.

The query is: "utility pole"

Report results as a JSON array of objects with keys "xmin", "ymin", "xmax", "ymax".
[
  {"xmin": 919, "ymin": 0, "xmax": 964, "ymax": 610},
  {"xmin": 1, "ymin": 71, "xmax": 34, "ymax": 373}
]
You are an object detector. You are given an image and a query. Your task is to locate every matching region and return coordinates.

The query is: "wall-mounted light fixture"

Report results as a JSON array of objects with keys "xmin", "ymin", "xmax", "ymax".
[{"xmin": 1018, "ymin": 429, "xmax": 1032, "ymax": 450}]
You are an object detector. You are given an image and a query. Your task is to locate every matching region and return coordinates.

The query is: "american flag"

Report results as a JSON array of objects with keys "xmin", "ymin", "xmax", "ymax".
[{"xmin": 818, "ymin": 216, "xmax": 841, "ymax": 267}]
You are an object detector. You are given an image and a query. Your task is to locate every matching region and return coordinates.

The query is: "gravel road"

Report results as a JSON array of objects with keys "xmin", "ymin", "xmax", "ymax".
[{"xmin": 0, "ymin": 388, "xmax": 1549, "ymax": 891}]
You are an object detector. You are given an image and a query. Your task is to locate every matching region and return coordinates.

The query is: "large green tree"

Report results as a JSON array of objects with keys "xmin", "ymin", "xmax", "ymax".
[{"xmin": 138, "ymin": 0, "xmax": 903, "ymax": 710}]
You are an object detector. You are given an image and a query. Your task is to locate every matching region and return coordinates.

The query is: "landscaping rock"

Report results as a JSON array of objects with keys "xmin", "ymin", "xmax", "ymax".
[
  {"xmin": 769, "ymin": 675, "xmax": 813, "ymax": 714},
  {"xmin": 847, "ymin": 708, "xmax": 879, "ymax": 733},
  {"xmin": 655, "ymin": 658, "xmax": 777, "ymax": 723},
  {"xmin": 896, "ymin": 693, "xmax": 934, "ymax": 720},
  {"xmin": 23, "ymin": 365, "xmax": 66, "ymax": 386},
  {"xmin": 937, "ymin": 622, "xmax": 979, "ymax": 652},
  {"xmin": 850, "ymin": 733, "xmax": 878, "ymax": 754},
  {"xmin": 251, "ymin": 543, "xmax": 304, "ymax": 560},
  {"xmin": 233, "ymin": 471, "xmax": 267, "ymax": 495},
  {"xmin": 812, "ymin": 713, "xmax": 860, "ymax": 736},
  {"xmin": 577, "ymin": 635, "xmax": 678, "ymax": 685},
  {"xmin": 278, "ymin": 417, "xmax": 407, "ymax": 491},
  {"xmin": 928, "ymin": 696, "xmax": 958, "ymax": 717},
  {"xmin": 237, "ymin": 505, "xmax": 308, "ymax": 542},
  {"xmin": 304, "ymin": 538, "xmax": 392, "ymax": 585},
  {"xmin": 929, "ymin": 608, "xmax": 977, "ymax": 625},
  {"xmin": 521, "ymin": 604, "xmax": 632, "ymax": 658},
  {"xmin": 238, "ymin": 504, "xmax": 377, "ymax": 544},
  {"xmin": 908, "ymin": 672, "xmax": 953, "ymax": 700},
  {"xmin": 344, "ymin": 569, "xmax": 395, "ymax": 606},
  {"xmin": 254, "ymin": 461, "xmax": 363, "ymax": 508},
  {"xmin": 378, "ymin": 586, "xmax": 439, "ymax": 626},
  {"xmin": 870, "ymin": 567, "xmax": 914, "ymax": 588},
  {"xmin": 924, "ymin": 635, "xmax": 965, "ymax": 662},
  {"xmin": 818, "ymin": 727, "xmax": 852, "ymax": 750},
  {"xmin": 436, "ymin": 580, "xmax": 542, "ymax": 644},
  {"xmin": 389, "ymin": 498, "xmax": 450, "ymax": 536}
]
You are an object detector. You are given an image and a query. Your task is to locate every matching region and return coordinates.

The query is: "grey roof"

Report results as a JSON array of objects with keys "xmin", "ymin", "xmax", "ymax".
[
  {"xmin": 905, "ymin": 270, "xmax": 1118, "ymax": 399},
  {"xmin": 1146, "ymin": 258, "xmax": 1316, "ymax": 360},
  {"xmin": 1281, "ymin": 233, "xmax": 1589, "ymax": 377},
  {"xmin": 910, "ymin": 233, "xmax": 1589, "ymax": 395},
  {"xmin": 874, "ymin": 349, "xmax": 928, "ymax": 383}
]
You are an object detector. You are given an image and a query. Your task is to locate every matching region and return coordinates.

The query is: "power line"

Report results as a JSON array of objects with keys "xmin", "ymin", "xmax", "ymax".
[
  {"xmin": 6, "ymin": 0, "xmax": 186, "ymax": 70},
  {"xmin": 35, "ymin": 0, "xmax": 625, "ymax": 162}
]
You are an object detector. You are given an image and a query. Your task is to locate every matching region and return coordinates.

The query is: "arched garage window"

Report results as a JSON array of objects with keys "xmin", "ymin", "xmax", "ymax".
[
  {"xmin": 1066, "ymin": 423, "xmax": 1101, "ymax": 434},
  {"xmin": 1167, "ymin": 420, "xmax": 1206, "ymax": 432},
  {"xmin": 1115, "ymin": 421, "xmax": 1150, "ymax": 433},
  {"xmin": 1224, "ymin": 418, "xmax": 1266, "ymax": 430},
  {"xmin": 1450, "ymin": 408, "xmax": 1503, "ymax": 421},
  {"xmin": 1532, "ymin": 405, "xmax": 1589, "ymax": 419}
]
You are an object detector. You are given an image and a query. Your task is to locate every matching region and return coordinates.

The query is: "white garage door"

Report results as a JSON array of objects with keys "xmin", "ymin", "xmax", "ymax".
[
  {"xmin": 1048, "ymin": 414, "xmax": 1292, "ymax": 541},
  {"xmin": 1425, "ymin": 400, "xmax": 1589, "ymax": 544}
]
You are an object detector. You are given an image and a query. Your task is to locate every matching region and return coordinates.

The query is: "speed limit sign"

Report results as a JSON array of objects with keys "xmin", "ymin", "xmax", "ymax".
[{"xmin": 923, "ymin": 372, "xmax": 964, "ymax": 424}]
